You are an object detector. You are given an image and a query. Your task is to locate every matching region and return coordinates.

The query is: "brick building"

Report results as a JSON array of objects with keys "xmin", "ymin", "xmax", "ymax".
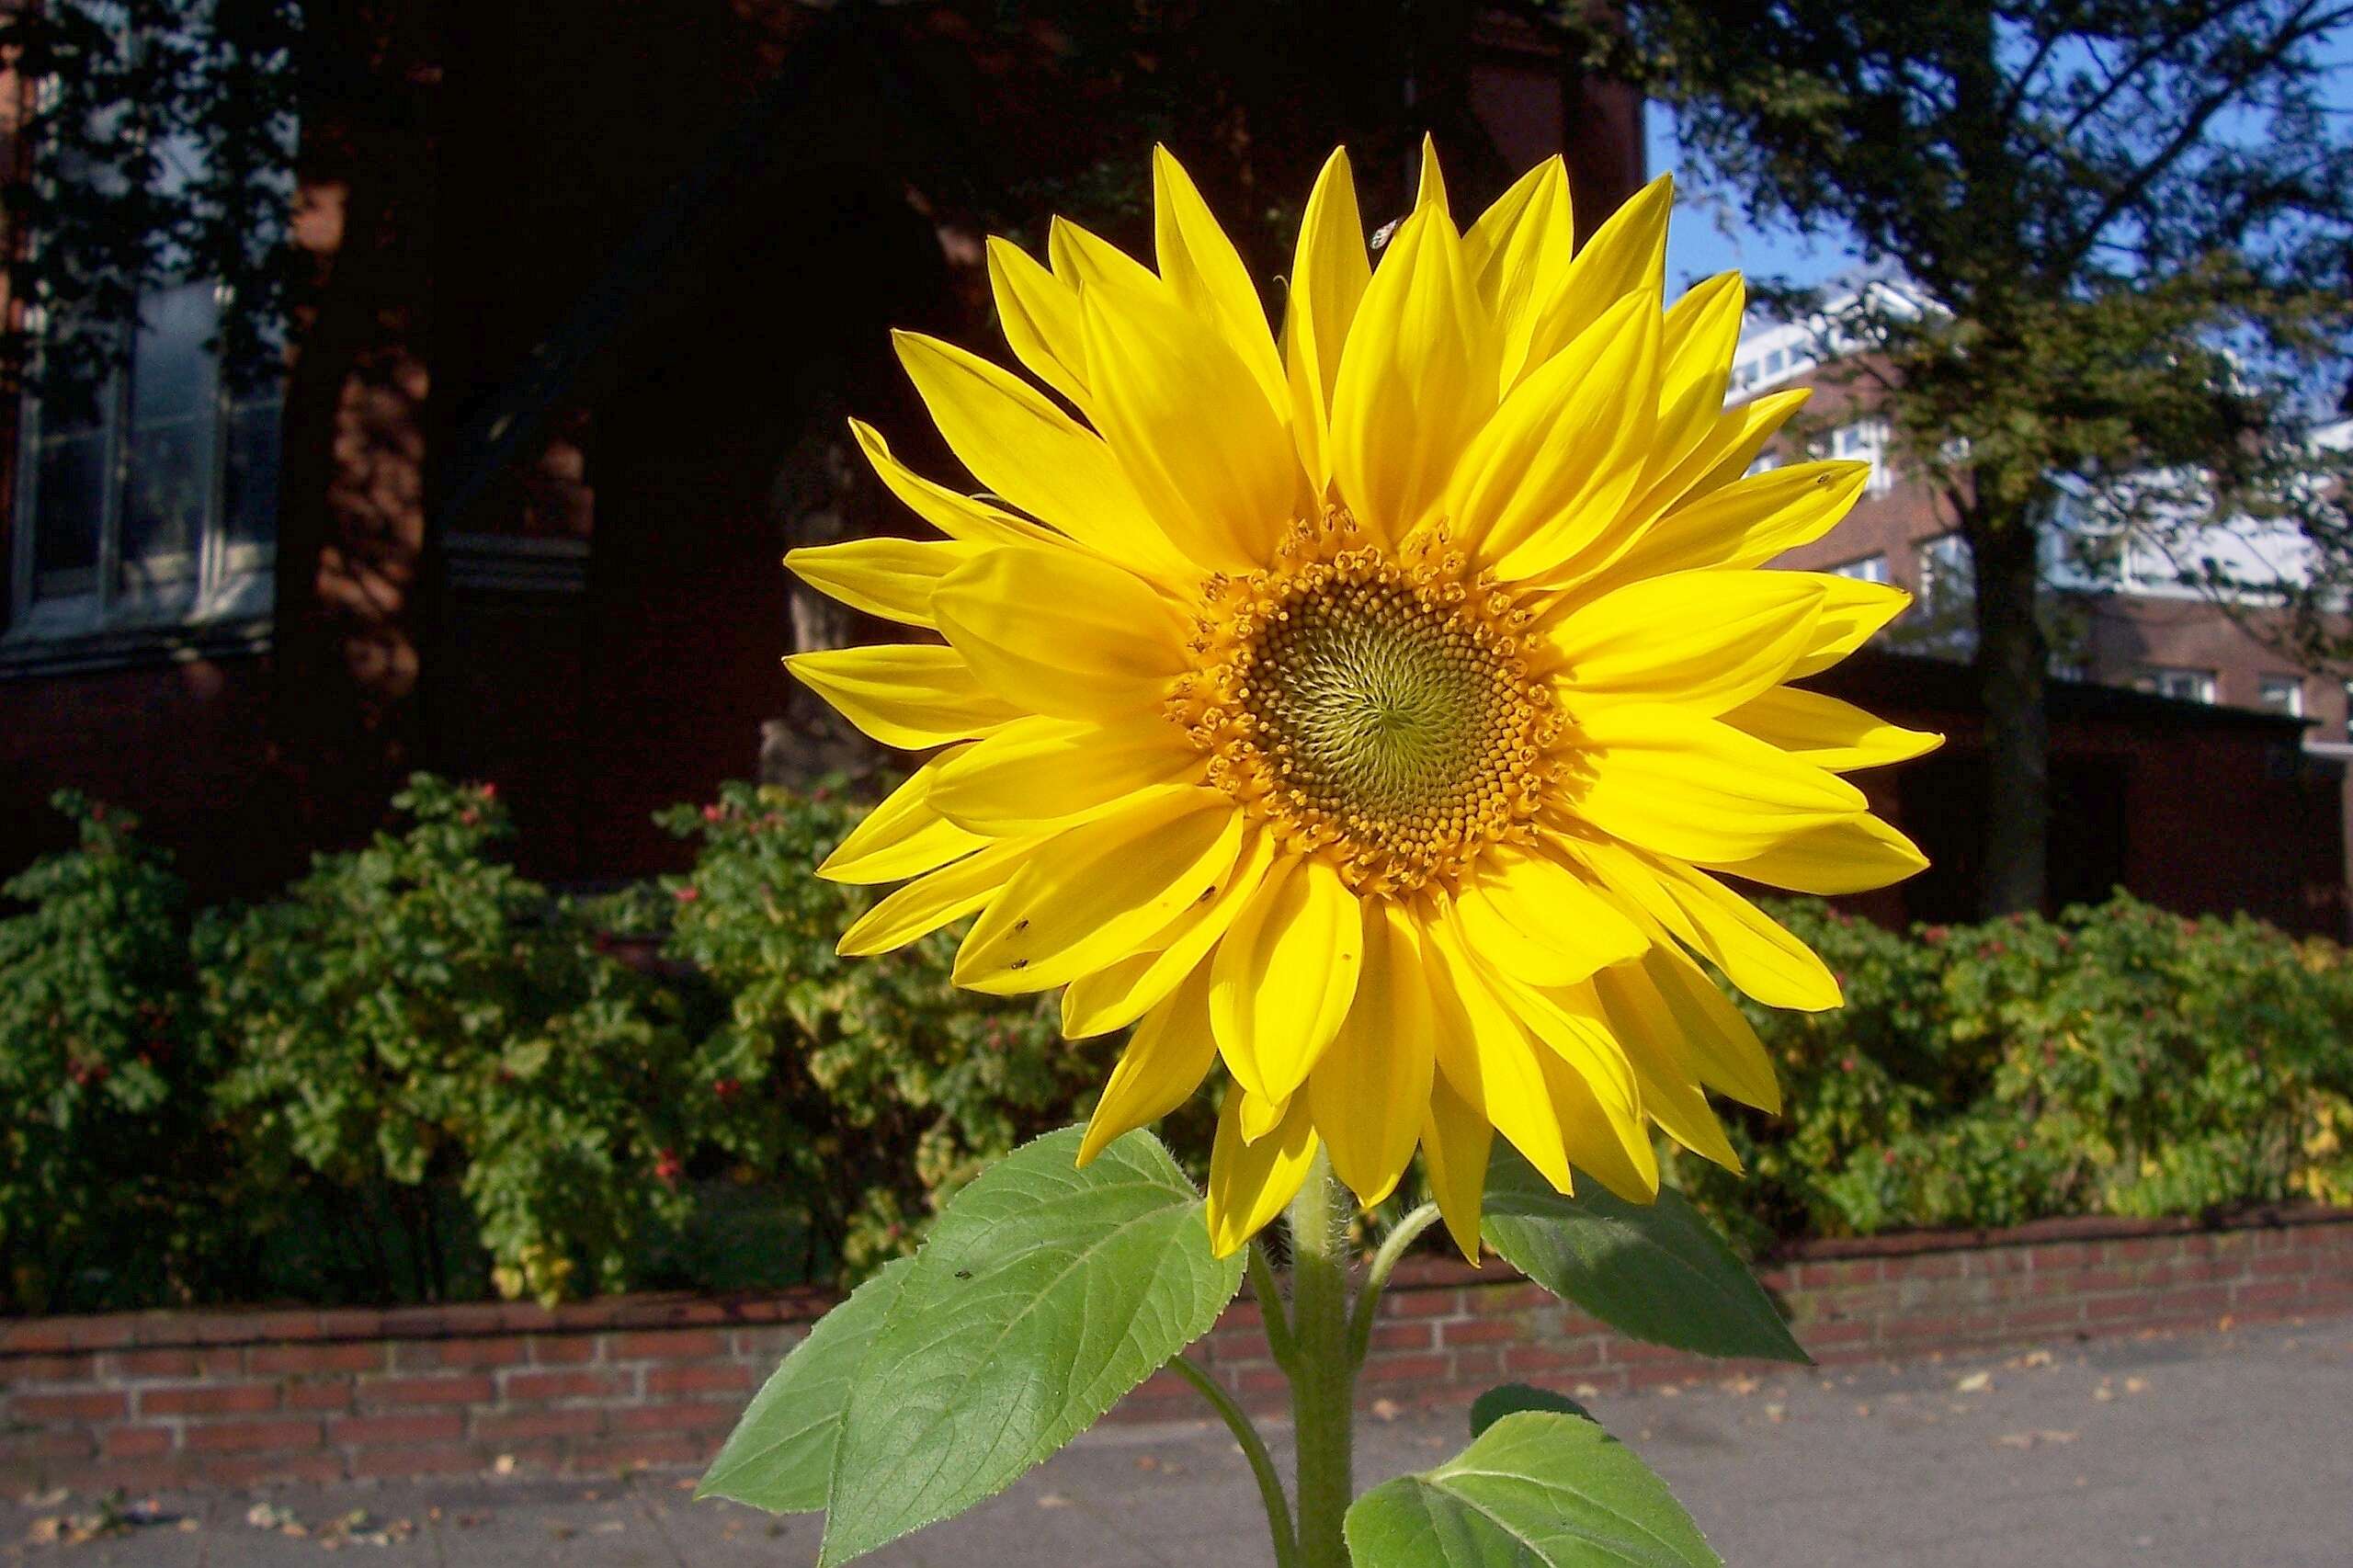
[
  {"xmin": 0, "ymin": 4, "xmax": 1646, "ymax": 897},
  {"xmin": 1734, "ymin": 297, "xmax": 2348, "ymax": 932}
]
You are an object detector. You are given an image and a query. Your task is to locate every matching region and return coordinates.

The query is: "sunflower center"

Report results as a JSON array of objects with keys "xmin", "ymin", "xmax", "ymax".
[{"xmin": 1171, "ymin": 510, "xmax": 1561, "ymax": 896}]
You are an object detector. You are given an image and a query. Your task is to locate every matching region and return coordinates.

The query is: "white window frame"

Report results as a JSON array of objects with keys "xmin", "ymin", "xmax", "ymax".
[
  {"xmin": 7, "ymin": 285, "xmax": 279, "ymax": 648},
  {"xmin": 2257, "ymin": 675, "xmax": 2304, "ymax": 718},
  {"xmin": 1830, "ymin": 552, "xmax": 1891, "ymax": 584},
  {"xmin": 3, "ymin": 7, "xmax": 286, "ymax": 664},
  {"xmin": 2146, "ymin": 666, "xmax": 2218, "ymax": 704}
]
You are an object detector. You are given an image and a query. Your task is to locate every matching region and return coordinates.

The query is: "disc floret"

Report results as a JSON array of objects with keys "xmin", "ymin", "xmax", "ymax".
[{"xmin": 1171, "ymin": 509, "xmax": 1563, "ymax": 896}]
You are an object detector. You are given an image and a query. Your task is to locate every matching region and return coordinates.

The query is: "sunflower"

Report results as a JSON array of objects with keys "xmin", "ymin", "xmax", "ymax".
[{"xmin": 786, "ymin": 143, "xmax": 1938, "ymax": 1258}]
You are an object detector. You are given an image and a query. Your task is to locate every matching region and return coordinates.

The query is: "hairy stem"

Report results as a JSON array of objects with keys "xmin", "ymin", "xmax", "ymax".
[
  {"xmin": 1166, "ymin": 1355, "xmax": 1300, "ymax": 1568},
  {"xmin": 1286, "ymin": 1147, "xmax": 1357, "ymax": 1568},
  {"xmin": 1347, "ymin": 1203, "xmax": 1440, "ymax": 1366}
]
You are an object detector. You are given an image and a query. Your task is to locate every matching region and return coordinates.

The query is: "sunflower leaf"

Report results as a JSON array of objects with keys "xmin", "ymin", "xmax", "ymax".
[
  {"xmin": 1482, "ymin": 1144, "xmax": 1807, "ymax": 1364},
  {"xmin": 1470, "ymin": 1381, "xmax": 1594, "ymax": 1438},
  {"xmin": 1346, "ymin": 1410, "xmax": 1723, "ymax": 1567},
  {"xmin": 696, "ymin": 1256, "xmax": 911, "ymax": 1511},
  {"xmin": 816, "ymin": 1125, "xmax": 1242, "ymax": 1566}
]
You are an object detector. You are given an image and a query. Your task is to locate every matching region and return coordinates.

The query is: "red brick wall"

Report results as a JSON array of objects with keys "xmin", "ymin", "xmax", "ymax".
[{"xmin": 5, "ymin": 1209, "xmax": 2347, "ymax": 1494}]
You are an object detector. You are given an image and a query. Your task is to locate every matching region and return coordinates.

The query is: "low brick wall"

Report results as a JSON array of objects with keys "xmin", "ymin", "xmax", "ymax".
[{"xmin": 6, "ymin": 1208, "xmax": 2348, "ymax": 1494}]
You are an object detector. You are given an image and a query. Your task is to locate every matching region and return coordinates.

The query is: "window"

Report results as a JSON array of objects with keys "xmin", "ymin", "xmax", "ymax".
[
  {"xmin": 1743, "ymin": 450, "xmax": 1780, "ymax": 478},
  {"xmin": 1917, "ymin": 533, "xmax": 1971, "ymax": 605},
  {"xmin": 1830, "ymin": 553, "xmax": 1891, "ymax": 584},
  {"xmin": 1730, "ymin": 360, "xmax": 1756, "ymax": 392},
  {"xmin": 2144, "ymin": 666, "xmax": 2217, "ymax": 704},
  {"xmin": 1762, "ymin": 348, "xmax": 1787, "ymax": 376},
  {"xmin": 1830, "ymin": 418, "xmax": 1895, "ymax": 494},
  {"xmin": 6, "ymin": 17, "xmax": 288, "ymax": 653},
  {"xmin": 2257, "ymin": 676, "xmax": 2304, "ymax": 718}
]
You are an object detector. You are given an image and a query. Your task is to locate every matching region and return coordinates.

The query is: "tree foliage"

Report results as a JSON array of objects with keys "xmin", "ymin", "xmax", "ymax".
[
  {"xmin": 0, "ymin": 0, "xmax": 301, "ymax": 412},
  {"xmin": 1561, "ymin": 0, "xmax": 2353, "ymax": 910}
]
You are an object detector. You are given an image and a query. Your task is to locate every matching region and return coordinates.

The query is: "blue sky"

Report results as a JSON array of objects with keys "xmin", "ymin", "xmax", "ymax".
[{"xmin": 1651, "ymin": 27, "xmax": 2353, "ymax": 300}]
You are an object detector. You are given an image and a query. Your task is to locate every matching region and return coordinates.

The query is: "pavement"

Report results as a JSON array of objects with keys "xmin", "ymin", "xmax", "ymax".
[{"xmin": 6, "ymin": 1315, "xmax": 2348, "ymax": 1567}]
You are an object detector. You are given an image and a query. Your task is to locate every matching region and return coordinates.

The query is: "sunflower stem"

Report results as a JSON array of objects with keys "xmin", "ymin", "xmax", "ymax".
[
  {"xmin": 1165, "ymin": 1355, "xmax": 1301, "ymax": 1568},
  {"xmin": 1284, "ymin": 1146, "xmax": 1356, "ymax": 1568},
  {"xmin": 1346, "ymin": 1202, "xmax": 1440, "ymax": 1367},
  {"xmin": 1248, "ymin": 1239, "xmax": 1300, "ymax": 1373}
]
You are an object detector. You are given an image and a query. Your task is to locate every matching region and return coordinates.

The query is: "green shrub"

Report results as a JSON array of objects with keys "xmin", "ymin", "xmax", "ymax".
[
  {"xmin": 1674, "ymin": 895, "xmax": 2353, "ymax": 1253},
  {"xmin": 646, "ymin": 781, "xmax": 1165, "ymax": 1280},
  {"xmin": 202, "ymin": 776, "xmax": 727, "ymax": 1305},
  {"xmin": 0, "ymin": 795, "xmax": 221, "ymax": 1313}
]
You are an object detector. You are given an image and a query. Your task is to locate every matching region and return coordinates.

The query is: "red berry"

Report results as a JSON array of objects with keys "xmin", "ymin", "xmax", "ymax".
[{"xmin": 674, "ymin": 885, "xmax": 700, "ymax": 904}]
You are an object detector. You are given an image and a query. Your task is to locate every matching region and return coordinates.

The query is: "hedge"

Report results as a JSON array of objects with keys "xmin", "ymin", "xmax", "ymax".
[{"xmin": 3, "ymin": 777, "xmax": 2347, "ymax": 1317}]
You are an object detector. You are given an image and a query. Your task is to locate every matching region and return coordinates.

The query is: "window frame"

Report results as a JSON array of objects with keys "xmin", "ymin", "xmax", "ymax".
[
  {"xmin": 6, "ymin": 286, "xmax": 278, "ymax": 654},
  {"xmin": 2, "ymin": 11, "xmax": 285, "ymax": 667},
  {"xmin": 2145, "ymin": 665, "xmax": 2219, "ymax": 704},
  {"xmin": 2256, "ymin": 675, "xmax": 2304, "ymax": 719}
]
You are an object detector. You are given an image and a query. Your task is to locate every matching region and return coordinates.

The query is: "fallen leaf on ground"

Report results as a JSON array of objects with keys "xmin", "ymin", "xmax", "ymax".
[
  {"xmin": 1036, "ymin": 1493, "xmax": 1072, "ymax": 1510},
  {"xmin": 1996, "ymin": 1429, "xmax": 2079, "ymax": 1449},
  {"xmin": 1956, "ymin": 1370, "xmax": 1994, "ymax": 1393},
  {"xmin": 1370, "ymin": 1398, "xmax": 1402, "ymax": 1422}
]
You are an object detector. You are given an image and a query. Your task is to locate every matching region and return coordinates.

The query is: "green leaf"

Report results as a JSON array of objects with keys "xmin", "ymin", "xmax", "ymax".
[
  {"xmin": 1471, "ymin": 1382, "xmax": 1593, "ymax": 1438},
  {"xmin": 1483, "ymin": 1145, "xmax": 1807, "ymax": 1364},
  {"xmin": 696, "ymin": 1256, "xmax": 912, "ymax": 1511},
  {"xmin": 1346, "ymin": 1411, "xmax": 1722, "ymax": 1567},
  {"xmin": 817, "ymin": 1126, "xmax": 1242, "ymax": 1565}
]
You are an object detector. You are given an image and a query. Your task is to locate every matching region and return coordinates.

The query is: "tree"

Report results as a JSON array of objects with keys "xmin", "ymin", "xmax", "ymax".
[{"xmin": 1564, "ymin": 0, "xmax": 2353, "ymax": 914}]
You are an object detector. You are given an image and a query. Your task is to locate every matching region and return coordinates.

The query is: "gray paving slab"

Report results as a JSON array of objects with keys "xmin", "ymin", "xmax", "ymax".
[{"xmin": 5, "ymin": 1315, "xmax": 2347, "ymax": 1566}]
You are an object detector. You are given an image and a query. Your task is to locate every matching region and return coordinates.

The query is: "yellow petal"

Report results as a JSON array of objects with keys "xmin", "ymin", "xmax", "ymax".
[
  {"xmin": 1594, "ymin": 460, "xmax": 1869, "ymax": 589},
  {"xmin": 1152, "ymin": 146, "xmax": 1290, "ymax": 416},
  {"xmin": 1208, "ymin": 1088, "xmax": 1319, "ymax": 1257},
  {"xmin": 1328, "ymin": 207, "xmax": 1498, "ymax": 542},
  {"xmin": 786, "ymin": 644, "xmax": 1021, "ymax": 750},
  {"xmin": 836, "ymin": 836, "xmax": 1038, "ymax": 956},
  {"xmin": 1540, "ymin": 568, "xmax": 1824, "ymax": 715},
  {"xmin": 1414, "ymin": 131, "xmax": 1449, "ymax": 215},
  {"xmin": 1239, "ymin": 1088, "xmax": 1292, "ymax": 1144},
  {"xmin": 1787, "ymin": 576, "xmax": 1915, "ymax": 678},
  {"xmin": 1587, "ymin": 963, "xmax": 1746, "ymax": 1169},
  {"xmin": 1419, "ymin": 1068, "xmax": 1495, "ymax": 1263},
  {"xmin": 932, "ymin": 548, "xmax": 1190, "ymax": 721},
  {"xmin": 1285, "ymin": 147, "xmax": 1371, "ymax": 492},
  {"xmin": 1521, "ymin": 174, "xmax": 1671, "ymax": 373},
  {"xmin": 1063, "ymin": 826, "xmax": 1278, "ymax": 1039},
  {"xmin": 1423, "ymin": 913, "xmax": 1573, "ymax": 1192},
  {"xmin": 1465, "ymin": 156, "xmax": 1574, "ymax": 390},
  {"xmin": 1449, "ymin": 845, "xmax": 1646, "ymax": 988},
  {"xmin": 1723, "ymin": 686, "xmax": 1944, "ymax": 771},
  {"xmin": 1210, "ymin": 857, "xmax": 1365, "ymax": 1104},
  {"xmin": 1570, "ymin": 703, "xmax": 1867, "ymax": 863},
  {"xmin": 953, "ymin": 788, "xmax": 1243, "ymax": 994},
  {"xmin": 1606, "ymin": 387, "xmax": 1811, "ymax": 551},
  {"xmin": 1079, "ymin": 960, "xmax": 1218, "ymax": 1165},
  {"xmin": 1308, "ymin": 903, "xmax": 1437, "ymax": 1208},
  {"xmin": 817, "ymin": 748, "xmax": 987, "ymax": 883},
  {"xmin": 891, "ymin": 330, "xmax": 1191, "ymax": 581},
  {"xmin": 1652, "ymin": 273, "xmax": 1745, "ymax": 470},
  {"xmin": 850, "ymin": 417, "xmax": 1074, "ymax": 553},
  {"xmin": 1566, "ymin": 830, "xmax": 1838, "ymax": 1011},
  {"xmin": 1699, "ymin": 812, "xmax": 1929, "ymax": 896},
  {"xmin": 1081, "ymin": 275, "xmax": 1290, "ymax": 575},
  {"xmin": 1652, "ymin": 858, "xmax": 1843, "ymax": 1011},
  {"xmin": 784, "ymin": 536, "xmax": 983, "ymax": 627},
  {"xmin": 1473, "ymin": 967, "xmax": 1640, "ymax": 1126},
  {"xmin": 930, "ymin": 711, "xmax": 1201, "ymax": 835},
  {"xmin": 1048, "ymin": 214, "xmax": 1159, "ymax": 294},
  {"xmin": 1449, "ymin": 289, "xmax": 1659, "ymax": 582},
  {"xmin": 1532, "ymin": 1038, "xmax": 1660, "ymax": 1203},
  {"xmin": 1631, "ymin": 943, "xmax": 1782, "ymax": 1113},
  {"xmin": 985, "ymin": 235, "xmax": 1091, "ymax": 411}
]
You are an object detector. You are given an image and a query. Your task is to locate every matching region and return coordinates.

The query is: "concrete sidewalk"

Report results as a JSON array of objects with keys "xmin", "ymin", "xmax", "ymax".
[{"xmin": 7, "ymin": 1315, "xmax": 2347, "ymax": 1567}]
